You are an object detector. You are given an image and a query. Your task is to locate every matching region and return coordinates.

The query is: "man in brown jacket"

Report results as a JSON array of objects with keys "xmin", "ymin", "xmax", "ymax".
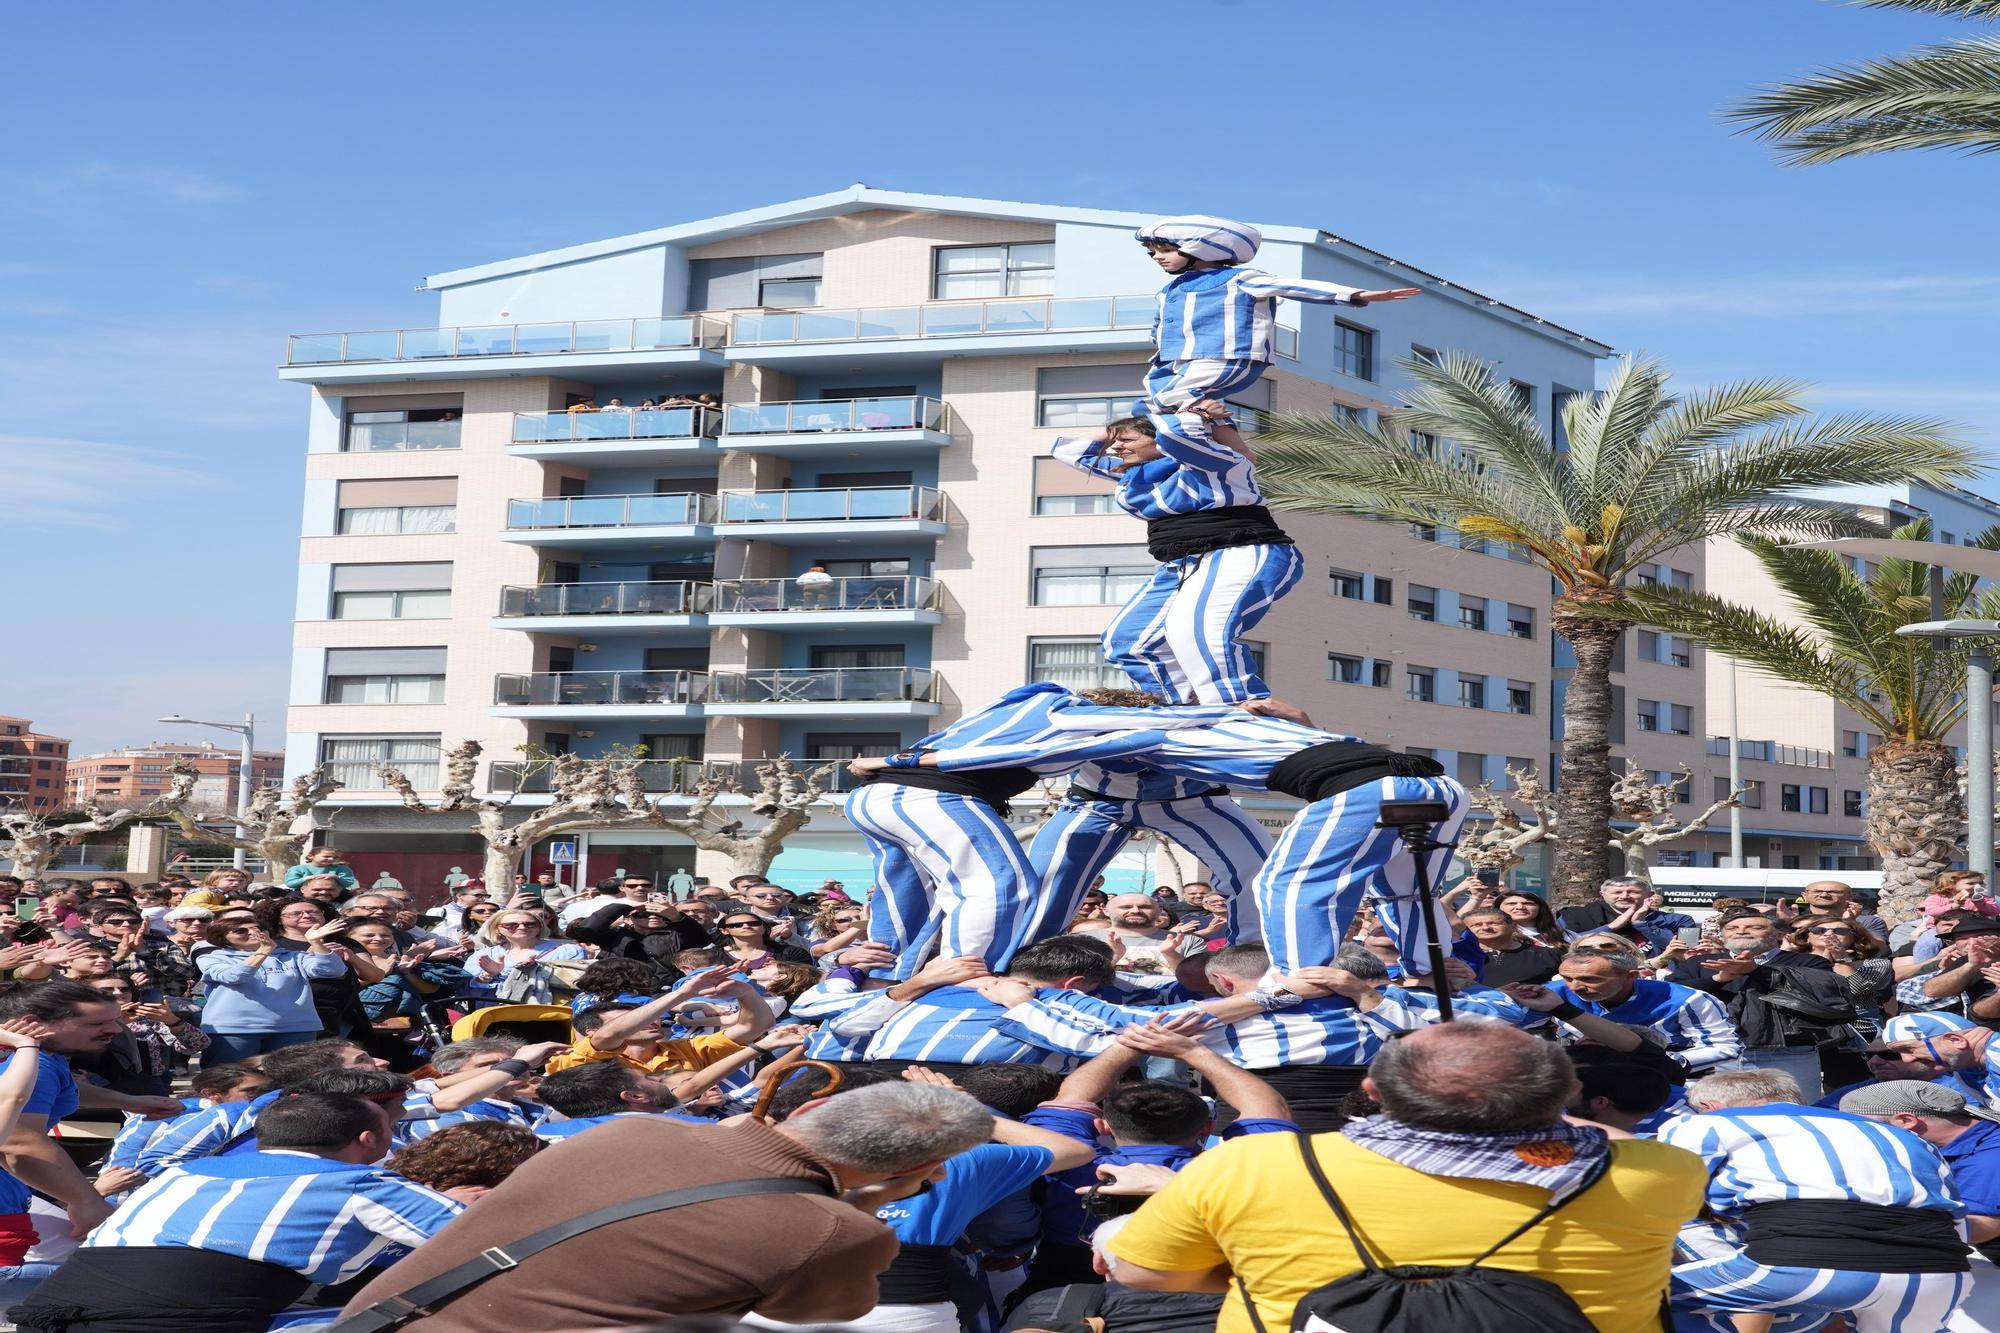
[{"xmin": 341, "ymin": 1081, "xmax": 995, "ymax": 1330}]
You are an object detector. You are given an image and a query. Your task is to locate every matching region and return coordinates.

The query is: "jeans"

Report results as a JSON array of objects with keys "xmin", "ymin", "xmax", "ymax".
[
  {"xmin": 1737, "ymin": 1043, "xmax": 1826, "ymax": 1102},
  {"xmin": 0, "ymin": 1261, "xmax": 60, "ymax": 1307},
  {"xmin": 202, "ymin": 1029, "xmax": 318, "ymax": 1066}
]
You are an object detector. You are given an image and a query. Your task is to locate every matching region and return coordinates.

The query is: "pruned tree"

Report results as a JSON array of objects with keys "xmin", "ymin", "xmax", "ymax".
[
  {"xmin": 162, "ymin": 762, "xmax": 341, "ymax": 878},
  {"xmin": 0, "ymin": 767, "xmax": 199, "ymax": 880},
  {"xmin": 375, "ymin": 741, "xmax": 836, "ymax": 891},
  {"xmin": 1463, "ymin": 761, "xmax": 1742, "ymax": 895}
]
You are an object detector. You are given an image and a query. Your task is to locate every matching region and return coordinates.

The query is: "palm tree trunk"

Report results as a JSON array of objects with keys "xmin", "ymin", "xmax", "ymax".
[
  {"xmin": 1866, "ymin": 740, "xmax": 1963, "ymax": 923},
  {"xmin": 1552, "ymin": 597, "xmax": 1627, "ymax": 907}
]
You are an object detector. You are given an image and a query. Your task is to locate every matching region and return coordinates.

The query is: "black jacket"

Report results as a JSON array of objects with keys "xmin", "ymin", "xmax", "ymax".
[
  {"xmin": 1667, "ymin": 949, "xmax": 1846, "ymax": 1047},
  {"xmin": 569, "ymin": 901, "xmax": 712, "ymax": 979}
]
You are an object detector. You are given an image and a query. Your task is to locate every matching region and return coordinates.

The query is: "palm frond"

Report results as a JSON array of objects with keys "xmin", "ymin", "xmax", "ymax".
[
  {"xmin": 1391, "ymin": 351, "xmax": 1577, "ymax": 528},
  {"xmin": 1727, "ymin": 35, "xmax": 2000, "ymax": 164},
  {"xmin": 1744, "ymin": 538, "xmax": 1907, "ymax": 685},
  {"xmin": 1557, "ymin": 356, "xmax": 1668, "ymax": 519},
  {"xmin": 1620, "ymin": 377, "xmax": 1810, "ymax": 517},
  {"xmin": 1859, "ymin": 0, "xmax": 2000, "ymax": 20},
  {"xmin": 1621, "ymin": 503, "xmax": 1885, "ymax": 572}
]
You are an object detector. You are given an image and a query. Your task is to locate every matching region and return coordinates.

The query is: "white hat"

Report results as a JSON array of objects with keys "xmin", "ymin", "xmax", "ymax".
[{"xmin": 1135, "ymin": 215, "xmax": 1262, "ymax": 266}]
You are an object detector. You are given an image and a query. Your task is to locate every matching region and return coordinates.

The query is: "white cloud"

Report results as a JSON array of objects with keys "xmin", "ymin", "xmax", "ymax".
[
  {"xmin": 0, "ymin": 434, "xmax": 221, "ymax": 531},
  {"xmin": 4, "ymin": 162, "xmax": 243, "ymax": 209},
  {"xmin": 1479, "ymin": 273, "xmax": 2000, "ymax": 320}
]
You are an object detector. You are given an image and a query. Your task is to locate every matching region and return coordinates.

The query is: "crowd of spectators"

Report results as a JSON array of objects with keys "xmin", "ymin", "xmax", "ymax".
[{"xmin": 0, "ymin": 858, "xmax": 1997, "ymax": 1328}]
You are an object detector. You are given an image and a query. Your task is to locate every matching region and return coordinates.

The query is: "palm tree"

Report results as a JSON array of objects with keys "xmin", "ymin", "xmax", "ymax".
[
  {"xmin": 1728, "ymin": 0, "xmax": 2000, "ymax": 165},
  {"xmin": 1615, "ymin": 522, "xmax": 1999, "ymax": 920},
  {"xmin": 1253, "ymin": 353, "xmax": 1975, "ymax": 904}
]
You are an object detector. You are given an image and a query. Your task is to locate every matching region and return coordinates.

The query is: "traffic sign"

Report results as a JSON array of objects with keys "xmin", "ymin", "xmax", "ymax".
[{"xmin": 548, "ymin": 840, "xmax": 578, "ymax": 865}]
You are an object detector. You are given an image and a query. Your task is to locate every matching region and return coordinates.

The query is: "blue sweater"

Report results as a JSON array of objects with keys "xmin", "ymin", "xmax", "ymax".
[
  {"xmin": 283, "ymin": 864, "xmax": 359, "ymax": 892},
  {"xmin": 197, "ymin": 948, "xmax": 347, "ymax": 1034}
]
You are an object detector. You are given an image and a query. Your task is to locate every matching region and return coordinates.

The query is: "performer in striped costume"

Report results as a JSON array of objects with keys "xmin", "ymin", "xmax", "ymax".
[{"xmin": 1658, "ymin": 1069, "xmax": 1970, "ymax": 1333}]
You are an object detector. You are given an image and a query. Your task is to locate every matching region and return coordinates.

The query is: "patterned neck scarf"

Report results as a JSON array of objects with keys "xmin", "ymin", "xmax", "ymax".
[{"xmin": 1342, "ymin": 1114, "xmax": 1611, "ymax": 1202}]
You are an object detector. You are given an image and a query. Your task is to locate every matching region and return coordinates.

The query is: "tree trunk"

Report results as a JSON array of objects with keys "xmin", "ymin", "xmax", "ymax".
[
  {"xmin": 1551, "ymin": 596, "xmax": 1628, "ymax": 907},
  {"xmin": 484, "ymin": 843, "xmax": 522, "ymax": 899},
  {"xmin": 1, "ymin": 830, "xmax": 56, "ymax": 881},
  {"xmin": 1867, "ymin": 740, "xmax": 1962, "ymax": 924}
]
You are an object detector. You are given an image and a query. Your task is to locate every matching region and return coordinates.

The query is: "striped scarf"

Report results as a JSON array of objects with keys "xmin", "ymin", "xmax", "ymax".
[{"xmin": 1341, "ymin": 1115, "xmax": 1611, "ymax": 1202}]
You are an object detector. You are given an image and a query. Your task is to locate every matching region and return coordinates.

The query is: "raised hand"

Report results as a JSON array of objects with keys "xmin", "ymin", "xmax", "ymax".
[
  {"xmin": 0, "ymin": 1017, "xmax": 54, "ymax": 1049},
  {"xmin": 1080, "ymin": 1162, "xmax": 1178, "ymax": 1197},
  {"xmin": 477, "ymin": 954, "xmax": 505, "ymax": 977},
  {"xmin": 913, "ymin": 954, "xmax": 992, "ymax": 988},
  {"xmin": 512, "ymin": 1040, "xmax": 571, "ymax": 1068},
  {"xmin": 1235, "ymin": 696, "xmax": 1314, "ymax": 726},
  {"xmin": 759, "ymin": 1024, "xmax": 810, "ymax": 1052},
  {"xmin": 1351, "ymin": 288, "xmax": 1420, "ymax": 304},
  {"xmin": 1115, "ymin": 1017, "xmax": 1206, "ymax": 1058},
  {"xmin": 899, "ymin": 1064, "xmax": 958, "ymax": 1088}
]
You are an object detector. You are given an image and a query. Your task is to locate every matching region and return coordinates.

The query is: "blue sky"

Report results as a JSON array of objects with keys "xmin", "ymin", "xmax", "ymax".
[{"xmin": 7, "ymin": 0, "xmax": 1998, "ymax": 754}]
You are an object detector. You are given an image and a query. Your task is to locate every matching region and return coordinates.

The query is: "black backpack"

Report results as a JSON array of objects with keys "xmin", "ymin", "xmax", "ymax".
[{"xmin": 1238, "ymin": 1134, "xmax": 1613, "ymax": 1333}]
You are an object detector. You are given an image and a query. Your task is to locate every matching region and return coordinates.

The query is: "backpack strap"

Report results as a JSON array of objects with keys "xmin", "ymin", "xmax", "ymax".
[
  {"xmin": 325, "ymin": 1176, "xmax": 830, "ymax": 1333},
  {"xmin": 1464, "ymin": 1150, "xmax": 1614, "ymax": 1268},
  {"xmin": 1292, "ymin": 1131, "xmax": 1380, "ymax": 1273}
]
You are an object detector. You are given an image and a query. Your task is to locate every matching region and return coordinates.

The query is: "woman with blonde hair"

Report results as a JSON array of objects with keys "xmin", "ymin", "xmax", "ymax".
[{"xmin": 465, "ymin": 910, "xmax": 587, "ymax": 1004}]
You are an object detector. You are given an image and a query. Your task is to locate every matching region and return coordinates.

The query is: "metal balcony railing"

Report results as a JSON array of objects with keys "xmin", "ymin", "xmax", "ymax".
[
  {"xmin": 497, "ymin": 581, "xmax": 713, "ymax": 617},
  {"xmin": 730, "ymin": 295, "xmax": 1155, "ymax": 346},
  {"xmin": 723, "ymin": 396, "xmax": 947, "ymax": 436},
  {"xmin": 511, "ymin": 405, "xmax": 720, "ymax": 443},
  {"xmin": 505, "ymin": 492, "xmax": 718, "ymax": 530},
  {"xmin": 717, "ymin": 486, "xmax": 944, "ymax": 525},
  {"xmin": 709, "ymin": 576, "xmax": 937, "ymax": 614},
  {"xmin": 489, "ymin": 757, "xmax": 863, "ymax": 796},
  {"xmin": 287, "ymin": 317, "xmax": 729, "ymax": 365},
  {"xmin": 492, "ymin": 670, "xmax": 710, "ymax": 707},
  {"xmin": 708, "ymin": 667, "xmax": 939, "ymax": 705}
]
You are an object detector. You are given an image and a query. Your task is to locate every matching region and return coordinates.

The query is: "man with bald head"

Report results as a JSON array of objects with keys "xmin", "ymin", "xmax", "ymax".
[
  {"xmin": 1106, "ymin": 1020, "xmax": 1705, "ymax": 1333},
  {"xmin": 1073, "ymin": 894, "xmax": 1202, "ymax": 973}
]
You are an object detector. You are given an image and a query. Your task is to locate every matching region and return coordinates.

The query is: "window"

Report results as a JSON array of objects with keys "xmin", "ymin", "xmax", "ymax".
[
  {"xmin": 1029, "ymin": 638, "xmax": 1125, "ymax": 692},
  {"xmin": 1372, "ymin": 577, "xmax": 1393, "ymax": 606},
  {"xmin": 1507, "ymin": 604, "xmax": 1535, "ymax": 639},
  {"xmin": 1653, "ymin": 770, "xmax": 1692, "ymax": 804},
  {"xmin": 1329, "ymin": 653, "xmax": 1365, "ymax": 684},
  {"xmin": 759, "ymin": 275, "xmax": 820, "ymax": 308},
  {"xmin": 1637, "ymin": 700, "xmax": 1662, "ymax": 732},
  {"xmin": 1457, "ymin": 753, "xmax": 1487, "ymax": 787},
  {"xmin": 343, "ymin": 406, "xmax": 461, "ymax": 452},
  {"xmin": 933, "ymin": 242, "xmax": 1055, "ymax": 299},
  {"xmin": 1458, "ymin": 675, "xmax": 1487, "ymax": 709},
  {"xmin": 1036, "ymin": 364, "xmax": 1145, "ymax": 429},
  {"xmin": 338, "ymin": 506, "xmax": 456, "ymax": 535},
  {"xmin": 1782, "ymin": 783, "xmax": 1802, "ymax": 813},
  {"xmin": 1719, "ymin": 777, "xmax": 1764, "ymax": 809},
  {"xmin": 1408, "ymin": 585, "xmax": 1436, "ymax": 622},
  {"xmin": 335, "ymin": 478, "xmax": 456, "ymax": 535},
  {"xmin": 1841, "ymin": 730, "xmax": 1861, "ymax": 757},
  {"xmin": 139, "ymin": 764, "xmax": 163, "ymax": 773},
  {"xmin": 1507, "ymin": 681, "xmax": 1534, "ymax": 715},
  {"xmin": 326, "ymin": 675, "xmax": 445, "ymax": 704},
  {"xmin": 320, "ymin": 736, "xmax": 441, "ymax": 790},
  {"xmin": 1407, "ymin": 667, "xmax": 1436, "ymax": 704},
  {"xmin": 1031, "ymin": 545, "xmax": 1153, "ymax": 605},
  {"xmin": 1033, "ymin": 455, "xmax": 1116, "ymax": 515},
  {"xmin": 1370, "ymin": 660, "xmax": 1392, "ymax": 688},
  {"xmin": 1668, "ymin": 568, "xmax": 1693, "ymax": 592},
  {"xmin": 1508, "ymin": 381, "xmax": 1536, "ymax": 414},
  {"xmin": 330, "ymin": 563, "xmax": 452, "ymax": 620},
  {"xmin": 1410, "ymin": 522, "xmax": 1438, "ymax": 543},
  {"xmin": 1638, "ymin": 629, "xmax": 1660, "ymax": 660},
  {"xmin": 1333, "ymin": 321, "xmax": 1375, "ymax": 380},
  {"xmin": 1408, "ymin": 431, "xmax": 1439, "ymax": 459},
  {"xmin": 1411, "ymin": 344, "xmax": 1440, "ymax": 367},
  {"xmin": 323, "ymin": 648, "xmax": 447, "ymax": 705},
  {"xmin": 1329, "ymin": 568, "xmax": 1365, "ymax": 600},
  {"xmin": 1844, "ymin": 789, "xmax": 1864, "ymax": 817},
  {"xmin": 1458, "ymin": 601, "xmax": 1487, "ymax": 631},
  {"xmin": 642, "ymin": 735, "xmax": 704, "ymax": 762},
  {"xmin": 823, "ymin": 557, "xmax": 914, "ymax": 578},
  {"xmin": 805, "ymin": 732, "xmax": 901, "ymax": 761},
  {"xmin": 687, "ymin": 253, "xmax": 823, "ymax": 310},
  {"xmin": 1809, "ymin": 786, "xmax": 1829, "ymax": 815},
  {"xmin": 1666, "ymin": 636, "xmax": 1691, "ymax": 668},
  {"xmin": 811, "ymin": 644, "xmax": 905, "ymax": 671}
]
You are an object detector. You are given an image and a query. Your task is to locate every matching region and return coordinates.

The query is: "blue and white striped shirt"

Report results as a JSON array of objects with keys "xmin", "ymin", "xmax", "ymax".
[
  {"xmin": 1068, "ymin": 762, "xmax": 1225, "ymax": 803},
  {"xmin": 392, "ymin": 1092, "xmax": 543, "ymax": 1147},
  {"xmin": 133, "ymin": 1090, "xmax": 280, "ymax": 1176},
  {"xmin": 1154, "ymin": 267, "xmax": 1365, "ymax": 365},
  {"xmin": 889, "ymin": 683, "xmax": 1238, "ymax": 778},
  {"xmin": 826, "ymin": 987, "xmax": 1085, "ymax": 1068},
  {"xmin": 789, "ymin": 977, "xmax": 894, "ymax": 1061},
  {"xmin": 995, "ymin": 991, "xmax": 1418, "ymax": 1070},
  {"xmin": 86, "ymin": 1149, "xmax": 463, "ymax": 1284},
  {"xmin": 1656, "ymin": 1104, "xmax": 1966, "ymax": 1219},
  {"xmin": 1381, "ymin": 985, "xmax": 1551, "ymax": 1031},
  {"xmin": 1548, "ymin": 978, "xmax": 1743, "ymax": 1071},
  {"xmin": 1051, "ymin": 435, "xmax": 1263, "ymax": 520},
  {"xmin": 104, "ymin": 1098, "xmax": 204, "ymax": 1173}
]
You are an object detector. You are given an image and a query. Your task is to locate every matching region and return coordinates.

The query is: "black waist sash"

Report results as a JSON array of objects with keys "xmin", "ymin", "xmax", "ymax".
[
  {"xmin": 1741, "ymin": 1200, "xmax": 1970, "ymax": 1273},
  {"xmin": 1146, "ymin": 505, "xmax": 1293, "ymax": 562},
  {"xmin": 9, "ymin": 1245, "xmax": 311, "ymax": 1333},
  {"xmin": 1064, "ymin": 783, "xmax": 1229, "ymax": 803},
  {"xmin": 874, "ymin": 1242, "xmax": 957, "ymax": 1305},
  {"xmin": 864, "ymin": 766, "xmax": 1039, "ymax": 816},
  {"xmin": 1266, "ymin": 741, "xmax": 1445, "ymax": 803}
]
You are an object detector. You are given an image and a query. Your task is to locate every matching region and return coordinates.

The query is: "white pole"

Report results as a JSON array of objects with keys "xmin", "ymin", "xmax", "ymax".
[
  {"xmin": 1728, "ymin": 659, "xmax": 1744, "ymax": 869},
  {"xmin": 234, "ymin": 715, "xmax": 254, "ymax": 873}
]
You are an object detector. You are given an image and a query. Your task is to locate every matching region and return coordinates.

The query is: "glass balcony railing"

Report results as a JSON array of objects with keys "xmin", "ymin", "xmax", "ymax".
[
  {"xmin": 505, "ymin": 492, "xmax": 717, "ymax": 530},
  {"xmin": 492, "ymin": 670, "xmax": 709, "ymax": 707},
  {"xmin": 709, "ymin": 667, "xmax": 939, "ymax": 705},
  {"xmin": 723, "ymin": 396, "xmax": 947, "ymax": 436},
  {"xmin": 489, "ymin": 757, "xmax": 861, "ymax": 796},
  {"xmin": 717, "ymin": 486, "xmax": 944, "ymax": 524},
  {"xmin": 287, "ymin": 317, "xmax": 729, "ymax": 365},
  {"xmin": 512, "ymin": 406, "xmax": 720, "ymax": 443},
  {"xmin": 710, "ymin": 576, "xmax": 938, "ymax": 614},
  {"xmin": 731, "ymin": 296, "xmax": 1155, "ymax": 346},
  {"xmin": 497, "ymin": 581, "xmax": 713, "ymax": 617}
]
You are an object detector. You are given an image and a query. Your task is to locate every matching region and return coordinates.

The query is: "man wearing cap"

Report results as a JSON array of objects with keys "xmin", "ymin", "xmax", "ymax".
[
  {"xmin": 1859, "ymin": 1011, "xmax": 2000, "ymax": 1108},
  {"xmin": 1842, "ymin": 1081, "xmax": 2000, "ymax": 1249}
]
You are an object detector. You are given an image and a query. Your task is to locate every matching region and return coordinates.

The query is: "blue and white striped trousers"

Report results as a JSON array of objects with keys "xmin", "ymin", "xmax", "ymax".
[
  {"xmin": 1669, "ymin": 1249, "xmax": 1966, "ymax": 1332},
  {"xmin": 1256, "ymin": 774, "xmax": 1468, "ymax": 974},
  {"xmin": 843, "ymin": 783, "xmax": 1039, "ymax": 981},
  {"xmin": 1102, "ymin": 543, "xmax": 1304, "ymax": 703},
  {"xmin": 1021, "ymin": 792, "xmax": 1273, "ymax": 951},
  {"xmin": 1139, "ymin": 356, "xmax": 1268, "ymax": 448}
]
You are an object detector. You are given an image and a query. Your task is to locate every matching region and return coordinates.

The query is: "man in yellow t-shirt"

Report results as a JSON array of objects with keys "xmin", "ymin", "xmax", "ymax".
[
  {"xmin": 546, "ymin": 970, "xmax": 775, "ymax": 1075},
  {"xmin": 1107, "ymin": 1020, "xmax": 1707, "ymax": 1333}
]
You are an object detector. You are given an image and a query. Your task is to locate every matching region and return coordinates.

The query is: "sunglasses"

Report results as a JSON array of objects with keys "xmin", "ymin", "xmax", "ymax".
[
  {"xmin": 1807, "ymin": 926, "xmax": 1854, "ymax": 936},
  {"xmin": 225, "ymin": 927, "xmax": 258, "ymax": 935},
  {"xmin": 497, "ymin": 922, "xmax": 541, "ymax": 931},
  {"xmin": 721, "ymin": 920, "xmax": 761, "ymax": 929}
]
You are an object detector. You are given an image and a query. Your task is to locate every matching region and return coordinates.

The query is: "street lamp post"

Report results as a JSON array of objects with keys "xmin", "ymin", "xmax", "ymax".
[
  {"xmin": 159, "ymin": 713, "xmax": 256, "ymax": 872},
  {"xmin": 1892, "ymin": 621, "xmax": 2000, "ymax": 880}
]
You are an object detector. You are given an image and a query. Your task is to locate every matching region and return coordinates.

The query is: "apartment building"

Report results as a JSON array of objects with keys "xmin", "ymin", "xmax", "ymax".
[
  {"xmin": 0, "ymin": 717, "xmax": 70, "ymax": 814},
  {"xmin": 274, "ymin": 187, "xmax": 1882, "ymax": 893},
  {"xmin": 66, "ymin": 742, "xmax": 286, "ymax": 815}
]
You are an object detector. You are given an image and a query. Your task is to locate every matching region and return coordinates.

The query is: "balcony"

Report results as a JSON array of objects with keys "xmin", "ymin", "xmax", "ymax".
[
  {"xmin": 500, "ymin": 492, "xmax": 717, "ymax": 547},
  {"xmin": 706, "ymin": 667, "xmax": 942, "ymax": 718},
  {"xmin": 725, "ymin": 295, "xmax": 1155, "ymax": 369},
  {"xmin": 715, "ymin": 486, "xmax": 947, "ymax": 545},
  {"xmin": 510, "ymin": 406, "xmax": 721, "ymax": 465},
  {"xmin": 709, "ymin": 576, "xmax": 942, "ymax": 627},
  {"xmin": 281, "ymin": 317, "xmax": 730, "ymax": 383},
  {"xmin": 490, "ymin": 670, "xmax": 708, "ymax": 719},
  {"xmin": 721, "ymin": 396, "xmax": 950, "ymax": 460},
  {"xmin": 492, "ymin": 581, "xmax": 713, "ymax": 634},
  {"xmin": 488, "ymin": 758, "xmax": 863, "ymax": 799}
]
